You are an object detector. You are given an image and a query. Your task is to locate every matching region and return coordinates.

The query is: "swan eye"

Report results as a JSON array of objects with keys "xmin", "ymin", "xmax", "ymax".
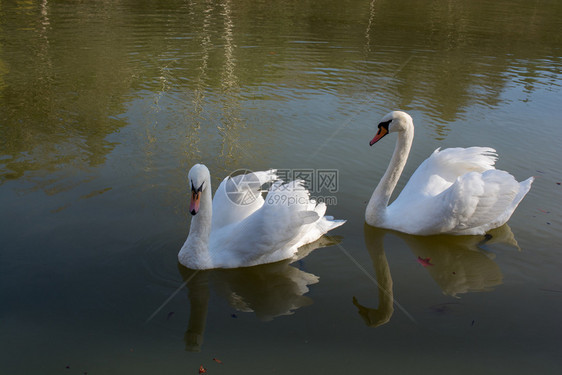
[
  {"xmin": 378, "ymin": 119, "xmax": 391, "ymax": 132},
  {"xmin": 191, "ymin": 180, "xmax": 205, "ymax": 193}
]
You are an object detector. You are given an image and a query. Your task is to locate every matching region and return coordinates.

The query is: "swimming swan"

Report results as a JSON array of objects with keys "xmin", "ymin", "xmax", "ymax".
[
  {"xmin": 365, "ymin": 111, "xmax": 533, "ymax": 235},
  {"xmin": 179, "ymin": 164, "xmax": 345, "ymax": 269}
]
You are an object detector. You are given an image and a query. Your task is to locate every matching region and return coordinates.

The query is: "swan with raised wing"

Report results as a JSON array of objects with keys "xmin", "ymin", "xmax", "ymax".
[
  {"xmin": 365, "ymin": 111, "xmax": 533, "ymax": 235},
  {"xmin": 179, "ymin": 164, "xmax": 345, "ymax": 269}
]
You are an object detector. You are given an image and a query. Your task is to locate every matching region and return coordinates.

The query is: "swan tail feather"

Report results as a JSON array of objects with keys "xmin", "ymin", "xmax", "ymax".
[
  {"xmin": 447, "ymin": 170, "xmax": 526, "ymax": 233},
  {"xmin": 297, "ymin": 211, "xmax": 320, "ymax": 225}
]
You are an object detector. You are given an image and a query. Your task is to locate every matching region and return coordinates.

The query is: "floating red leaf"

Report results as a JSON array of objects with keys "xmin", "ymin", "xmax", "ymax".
[{"xmin": 417, "ymin": 257, "xmax": 433, "ymax": 267}]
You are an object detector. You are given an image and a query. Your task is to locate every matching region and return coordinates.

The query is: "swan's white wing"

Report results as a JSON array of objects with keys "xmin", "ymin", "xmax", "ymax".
[
  {"xmin": 209, "ymin": 180, "xmax": 344, "ymax": 268},
  {"xmin": 401, "ymin": 147, "xmax": 497, "ymax": 198},
  {"xmin": 209, "ymin": 203, "xmax": 315, "ymax": 268},
  {"xmin": 432, "ymin": 169, "xmax": 523, "ymax": 234},
  {"xmin": 211, "ymin": 169, "xmax": 277, "ymax": 230},
  {"xmin": 387, "ymin": 169, "xmax": 527, "ymax": 235},
  {"xmin": 266, "ymin": 180, "xmax": 345, "ymax": 248}
]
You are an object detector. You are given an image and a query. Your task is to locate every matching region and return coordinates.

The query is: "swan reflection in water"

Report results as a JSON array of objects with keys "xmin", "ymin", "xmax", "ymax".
[
  {"xmin": 353, "ymin": 225, "xmax": 394, "ymax": 328},
  {"xmin": 354, "ymin": 224, "xmax": 518, "ymax": 327},
  {"xmin": 179, "ymin": 236, "xmax": 341, "ymax": 351}
]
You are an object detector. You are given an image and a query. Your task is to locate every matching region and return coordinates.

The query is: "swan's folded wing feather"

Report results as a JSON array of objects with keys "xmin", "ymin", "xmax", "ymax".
[
  {"xmin": 209, "ymin": 179, "xmax": 343, "ymax": 268},
  {"xmin": 297, "ymin": 211, "xmax": 320, "ymax": 225},
  {"xmin": 439, "ymin": 170, "xmax": 520, "ymax": 233},
  {"xmin": 402, "ymin": 147, "xmax": 498, "ymax": 198},
  {"xmin": 212, "ymin": 169, "xmax": 277, "ymax": 230},
  {"xmin": 210, "ymin": 203, "xmax": 316, "ymax": 268}
]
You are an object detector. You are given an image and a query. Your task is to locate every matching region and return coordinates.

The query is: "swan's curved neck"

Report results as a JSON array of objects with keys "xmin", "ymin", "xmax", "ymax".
[
  {"xmin": 179, "ymin": 180, "xmax": 213, "ymax": 267},
  {"xmin": 366, "ymin": 127, "xmax": 413, "ymax": 225}
]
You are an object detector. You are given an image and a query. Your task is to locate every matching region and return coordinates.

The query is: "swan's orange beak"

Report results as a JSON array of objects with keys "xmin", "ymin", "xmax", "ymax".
[
  {"xmin": 370, "ymin": 126, "xmax": 388, "ymax": 146},
  {"xmin": 190, "ymin": 190, "xmax": 201, "ymax": 215}
]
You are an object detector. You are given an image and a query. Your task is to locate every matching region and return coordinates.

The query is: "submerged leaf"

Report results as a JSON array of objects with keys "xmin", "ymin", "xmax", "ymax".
[{"xmin": 417, "ymin": 256, "xmax": 433, "ymax": 267}]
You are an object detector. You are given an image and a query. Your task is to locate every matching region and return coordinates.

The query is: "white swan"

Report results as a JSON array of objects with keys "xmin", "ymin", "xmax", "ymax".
[
  {"xmin": 179, "ymin": 164, "xmax": 345, "ymax": 269},
  {"xmin": 365, "ymin": 111, "xmax": 534, "ymax": 235}
]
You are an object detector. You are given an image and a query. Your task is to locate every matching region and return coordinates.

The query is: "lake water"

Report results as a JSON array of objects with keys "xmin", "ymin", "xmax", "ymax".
[{"xmin": 1, "ymin": 0, "xmax": 561, "ymax": 374}]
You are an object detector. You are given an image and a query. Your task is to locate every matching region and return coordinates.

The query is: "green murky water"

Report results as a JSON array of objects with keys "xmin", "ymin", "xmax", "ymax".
[{"xmin": 1, "ymin": 0, "xmax": 561, "ymax": 373}]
